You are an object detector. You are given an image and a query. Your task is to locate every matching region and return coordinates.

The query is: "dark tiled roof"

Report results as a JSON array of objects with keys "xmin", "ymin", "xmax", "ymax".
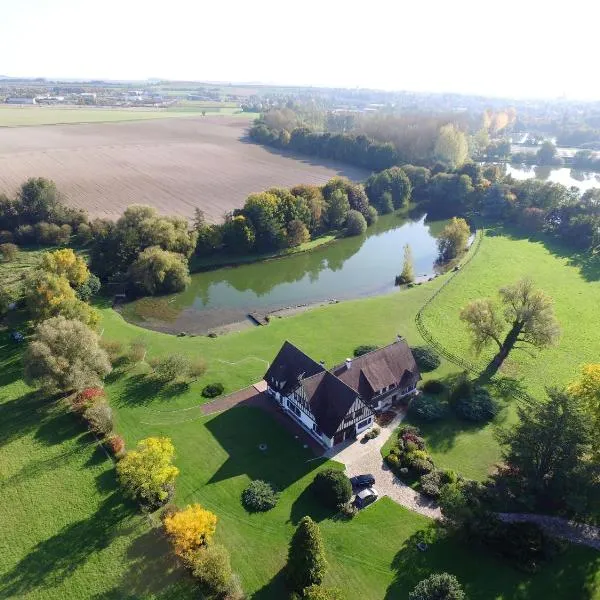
[
  {"xmin": 301, "ymin": 371, "xmax": 363, "ymax": 438},
  {"xmin": 332, "ymin": 340, "xmax": 420, "ymax": 402},
  {"xmin": 264, "ymin": 340, "xmax": 325, "ymax": 395}
]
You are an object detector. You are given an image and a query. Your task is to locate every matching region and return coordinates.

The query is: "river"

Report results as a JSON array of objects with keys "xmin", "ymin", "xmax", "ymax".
[{"xmin": 119, "ymin": 212, "xmax": 448, "ymax": 334}]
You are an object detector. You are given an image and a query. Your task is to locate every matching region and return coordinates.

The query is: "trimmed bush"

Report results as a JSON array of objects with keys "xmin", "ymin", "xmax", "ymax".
[
  {"xmin": 189, "ymin": 358, "xmax": 207, "ymax": 379},
  {"xmin": 0, "ymin": 242, "xmax": 18, "ymax": 262},
  {"xmin": 420, "ymin": 469, "xmax": 459, "ymax": 499},
  {"xmin": 409, "ymin": 572, "xmax": 466, "ymax": 600},
  {"xmin": 202, "ymin": 382, "xmax": 224, "ymax": 398},
  {"xmin": 83, "ymin": 400, "xmax": 113, "ymax": 437},
  {"xmin": 337, "ymin": 502, "xmax": 358, "ymax": 520},
  {"xmin": 353, "ymin": 344, "xmax": 377, "ymax": 357},
  {"xmin": 150, "ymin": 353, "xmax": 191, "ymax": 383},
  {"xmin": 363, "ymin": 426, "xmax": 380, "ymax": 440},
  {"xmin": 409, "ymin": 394, "xmax": 448, "ymax": 422},
  {"xmin": 312, "ymin": 468, "xmax": 352, "ymax": 509},
  {"xmin": 71, "ymin": 387, "xmax": 105, "ymax": 414},
  {"xmin": 100, "ymin": 339, "xmax": 124, "ymax": 365},
  {"xmin": 449, "ymin": 375, "xmax": 474, "ymax": 407},
  {"xmin": 453, "ymin": 387, "xmax": 499, "ymax": 422},
  {"xmin": 190, "ymin": 544, "xmax": 234, "ymax": 595},
  {"xmin": 106, "ymin": 434, "xmax": 126, "ymax": 459},
  {"xmin": 241, "ymin": 480, "xmax": 278, "ymax": 512},
  {"xmin": 412, "ymin": 346, "xmax": 441, "ymax": 372},
  {"xmin": 421, "ymin": 379, "xmax": 447, "ymax": 395}
]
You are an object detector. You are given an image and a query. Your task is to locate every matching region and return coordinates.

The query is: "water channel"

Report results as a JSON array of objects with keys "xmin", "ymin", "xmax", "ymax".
[
  {"xmin": 119, "ymin": 165, "xmax": 600, "ymax": 334},
  {"xmin": 119, "ymin": 212, "xmax": 448, "ymax": 334}
]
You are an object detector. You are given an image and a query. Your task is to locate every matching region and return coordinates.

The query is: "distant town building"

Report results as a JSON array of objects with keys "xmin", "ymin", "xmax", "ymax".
[{"xmin": 5, "ymin": 97, "xmax": 36, "ymax": 105}]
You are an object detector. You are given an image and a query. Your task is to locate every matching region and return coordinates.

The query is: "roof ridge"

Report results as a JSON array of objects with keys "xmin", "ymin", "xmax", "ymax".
[
  {"xmin": 332, "ymin": 338, "xmax": 407, "ymax": 370},
  {"xmin": 282, "ymin": 340, "xmax": 325, "ymax": 369}
]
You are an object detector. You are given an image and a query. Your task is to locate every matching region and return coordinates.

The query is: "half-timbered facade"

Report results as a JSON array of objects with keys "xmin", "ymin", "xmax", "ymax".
[{"xmin": 264, "ymin": 337, "xmax": 420, "ymax": 448}]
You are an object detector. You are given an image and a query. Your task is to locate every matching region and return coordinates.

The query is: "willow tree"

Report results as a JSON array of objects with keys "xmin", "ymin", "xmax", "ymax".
[{"xmin": 460, "ymin": 278, "xmax": 560, "ymax": 376}]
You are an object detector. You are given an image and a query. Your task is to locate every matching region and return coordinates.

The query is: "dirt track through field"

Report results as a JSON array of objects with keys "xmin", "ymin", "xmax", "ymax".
[{"xmin": 0, "ymin": 117, "xmax": 367, "ymax": 221}]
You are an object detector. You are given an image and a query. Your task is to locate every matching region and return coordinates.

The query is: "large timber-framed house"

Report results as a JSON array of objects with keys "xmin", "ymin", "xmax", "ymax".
[{"xmin": 264, "ymin": 337, "xmax": 420, "ymax": 448}]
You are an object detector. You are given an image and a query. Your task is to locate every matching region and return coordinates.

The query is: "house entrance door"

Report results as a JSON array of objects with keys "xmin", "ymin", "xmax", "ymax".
[{"xmin": 333, "ymin": 431, "xmax": 345, "ymax": 445}]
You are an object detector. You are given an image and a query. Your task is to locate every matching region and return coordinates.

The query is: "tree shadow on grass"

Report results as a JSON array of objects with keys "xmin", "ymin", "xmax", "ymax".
[
  {"xmin": 385, "ymin": 524, "xmax": 600, "ymax": 600},
  {"xmin": 205, "ymin": 406, "xmax": 326, "ymax": 490},
  {"xmin": 0, "ymin": 391, "xmax": 50, "ymax": 448},
  {"xmin": 115, "ymin": 373, "xmax": 191, "ymax": 407},
  {"xmin": 0, "ymin": 332, "xmax": 24, "ymax": 388},
  {"xmin": 0, "ymin": 493, "xmax": 137, "ymax": 598},
  {"xmin": 288, "ymin": 480, "xmax": 334, "ymax": 526},
  {"xmin": 489, "ymin": 224, "xmax": 600, "ymax": 283},
  {"xmin": 33, "ymin": 404, "xmax": 83, "ymax": 446},
  {"xmin": 251, "ymin": 568, "xmax": 288, "ymax": 600}
]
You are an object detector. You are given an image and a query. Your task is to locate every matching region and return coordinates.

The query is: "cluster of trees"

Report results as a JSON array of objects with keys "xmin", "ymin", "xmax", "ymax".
[
  {"xmin": 19, "ymin": 248, "xmax": 101, "ymax": 329},
  {"xmin": 250, "ymin": 113, "xmax": 472, "ymax": 171},
  {"xmin": 89, "ymin": 205, "xmax": 197, "ymax": 294},
  {"xmin": 196, "ymin": 177, "xmax": 383, "ymax": 258},
  {"xmin": 0, "ymin": 178, "xmax": 87, "ymax": 247}
]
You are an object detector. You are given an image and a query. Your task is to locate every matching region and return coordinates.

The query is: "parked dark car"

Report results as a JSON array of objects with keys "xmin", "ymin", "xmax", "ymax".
[
  {"xmin": 354, "ymin": 487, "xmax": 379, "ymax": 509},
  {"xmin": 350, "ymin": 474, "xmax": 375, "ymax": 489}
]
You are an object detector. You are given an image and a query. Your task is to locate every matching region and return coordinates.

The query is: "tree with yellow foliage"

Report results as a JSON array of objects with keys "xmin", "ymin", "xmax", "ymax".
[
  {"xmin": 40, "ymin": 248, "xmax": 90, "ymax": 287},
  {"xmin": 117, "ymin": 437, "xmax": 179, "ymax": 508},
  {"xmin": 568, "ymin": 364, "xmax": 600, "ymax": 454},
  {"xmin": 163, "ymin": 504, "xmax": 217, "ymax": 561},
  {"xmin": 23, "ymin": 271, "xmax": 100, "ymax": 328}
]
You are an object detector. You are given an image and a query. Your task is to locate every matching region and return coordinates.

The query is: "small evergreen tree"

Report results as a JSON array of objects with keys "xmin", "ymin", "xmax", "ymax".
[{"xmin": 286, "ymin": 516, "xmax": 327, "ymax": 591}]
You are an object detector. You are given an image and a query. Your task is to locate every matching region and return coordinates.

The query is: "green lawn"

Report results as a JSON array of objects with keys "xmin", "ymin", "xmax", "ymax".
[
  {"xmin": 2, "ymin": 229, "xmax": 600, "ymax": 598},
  {"xmin": 0, "ymin": 333, "xmax": 196, "ymax": 600},
  {"xmin": 0, "ymin": 106, "xmax": 255, "ymax": 127}
]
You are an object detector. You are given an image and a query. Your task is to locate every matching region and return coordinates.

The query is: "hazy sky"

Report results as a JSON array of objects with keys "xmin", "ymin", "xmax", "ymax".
[{"xmin": 2, "ymin": 0, "xmax": 599, "ymax": 100}]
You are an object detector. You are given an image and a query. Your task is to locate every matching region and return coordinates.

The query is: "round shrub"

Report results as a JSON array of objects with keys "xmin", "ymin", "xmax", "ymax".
[
  {"xmin": 409, "ymin": 394, "xmax": 448, "ymax": 422},
  {"xmin": 345, "ymin": 210, "xmax": 367, "ymax": 236},
  {"xmin": 106, "ymin": 434, "xmax": 126, "ymax": 458},
  {"xmin": 420, "ymin": 470, "xmax": 444, "ymax": 498},
  {"xmin": 409, "ymin": 572, "xmax": 466, "ymax": 600},
  {"xmin": 453, "ymin": 387, "xmax": 499, "ymax": 422},
  {"xmin": 353, "ymin": 344, "xmax": 377, "ymax": 357},
  {"xmin": 202, "ymin": 383, "xmax": 224, "ymax": 398},
  {"xmin": 421, "ymin": 379, "xmax": 447, "ymax": 395},
  {"xmin": 412, "ymin": 346, "xmax": 441, "ymax": 372},
  {"xmin": 365, "ymin": 205, "xmax": 378, "ymax": 225},
  {"xmin": 242, "ymin": 480, "xmax": 279, "ymax": 512},
  {"xmin": 83, "ymin": 400, "xmax": 113, "ymax": 437},
  {"xmin": 312, "ymin": 468, "xmax": 352, "ymax": 509}
]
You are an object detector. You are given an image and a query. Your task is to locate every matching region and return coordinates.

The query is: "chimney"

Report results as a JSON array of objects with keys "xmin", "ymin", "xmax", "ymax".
[
  {"xmin": 396, "ymin": 334, "xmax": 404, "ymax": 343},
  {"xmin": 345, "ymin": 358, "xmax": 352, "ymax": 370}
]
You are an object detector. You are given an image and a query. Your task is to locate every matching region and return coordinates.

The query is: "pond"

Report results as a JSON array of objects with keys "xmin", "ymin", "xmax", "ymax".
[
  {"xmin": 119, "ymin": 212, "xmax": 449, "ymax": 334},
  {"xmin": 505, "ymin": 164, "xmax": 600, "ymax": 192}
]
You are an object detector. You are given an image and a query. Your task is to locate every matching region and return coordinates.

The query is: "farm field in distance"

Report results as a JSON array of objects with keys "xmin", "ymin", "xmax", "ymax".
[
  {"xmin": 0, "ymin": 115, "xmax": 368, "ymax": 221},
  {"xmin": 0, "ymin": 105, "xmax": 254, "ymax": 127}
]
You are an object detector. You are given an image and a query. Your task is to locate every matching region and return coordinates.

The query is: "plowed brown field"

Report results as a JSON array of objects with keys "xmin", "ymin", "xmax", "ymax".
[{"xmin": 0, "ymin": 117, "xmax": 367, "ymax": 221}]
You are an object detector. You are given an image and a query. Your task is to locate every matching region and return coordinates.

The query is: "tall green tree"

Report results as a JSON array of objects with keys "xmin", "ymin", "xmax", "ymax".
[
  {"xmin": 494, "ymin": 389, "xmax": 597, "ymax": 514},
  {"xmin": 434, "ymin": 124, "xmax": 469, "ymax": 168},
  {"xmin": 286, "ymin": 516, "xmax": 327, "ymax": 592},
  {"xmin": 409, "ymin": 572, "xmax": 466, "ymax": 600},
  {"xmin": 127, "ymin": 247, "xmax": 191, "ymax": 295},
  {"xmin": 325, "ymin": 189, "xmax": 351, "ymax": 229},
  {"xmin": 437, "ymin": 217, "xmax": 470, "ymax": 260},
  {"xmin": 460, "ymin": 278, "xmax": 560, "ymax": 376}
]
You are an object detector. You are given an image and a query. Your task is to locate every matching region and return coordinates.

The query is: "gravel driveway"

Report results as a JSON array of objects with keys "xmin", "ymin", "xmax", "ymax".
[{"xmin": 326, "ymin": 410, "xmax": 441, "ymax": 519}]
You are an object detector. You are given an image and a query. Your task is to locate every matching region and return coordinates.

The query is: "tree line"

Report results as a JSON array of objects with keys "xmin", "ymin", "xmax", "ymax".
[
  {"xmin": 2, "ymin": 161, "xmax": 598, "ymax": 305},
  {"xmin": 250, "ymin": 112, "xmax": 472, "ymax": 171}
]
